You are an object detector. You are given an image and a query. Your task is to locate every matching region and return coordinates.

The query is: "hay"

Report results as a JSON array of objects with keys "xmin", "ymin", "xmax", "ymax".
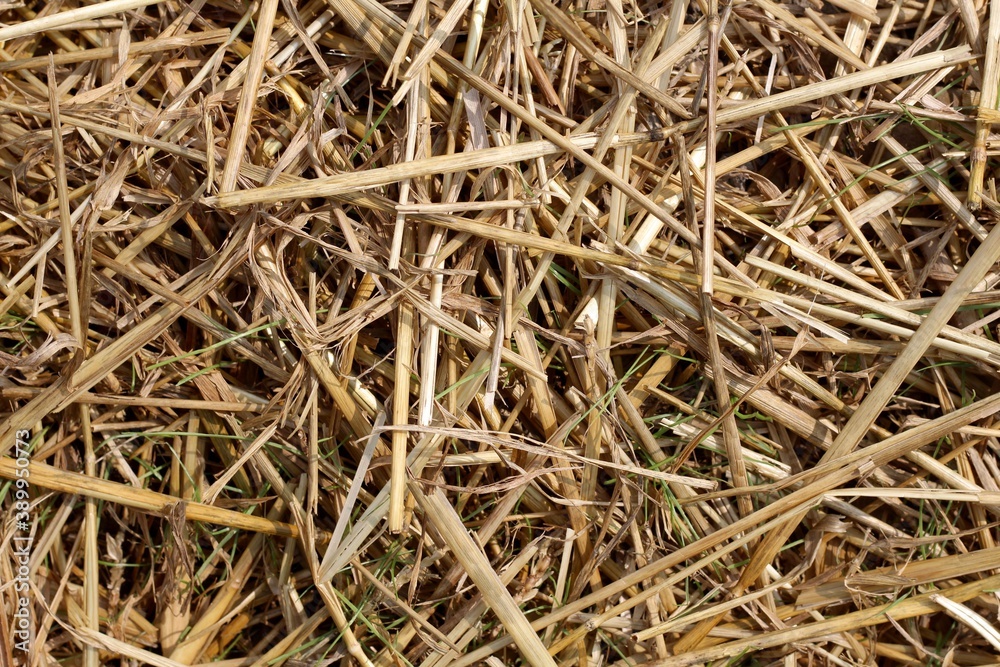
[{"xmin": 2, "ymin": 0, "xmax": 1000, "ymax": 665}]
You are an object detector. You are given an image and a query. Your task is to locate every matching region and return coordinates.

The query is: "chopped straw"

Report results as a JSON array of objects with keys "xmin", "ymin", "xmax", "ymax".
[{"xmin": 3, "ymin": 0, "xmax": 1000, "ymax": 666}]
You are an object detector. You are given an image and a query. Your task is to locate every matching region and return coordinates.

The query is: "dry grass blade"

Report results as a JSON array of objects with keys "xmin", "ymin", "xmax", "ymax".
[{"xmin": 930, "ymin": 593, "xmax": 1000, "ymax": 652}]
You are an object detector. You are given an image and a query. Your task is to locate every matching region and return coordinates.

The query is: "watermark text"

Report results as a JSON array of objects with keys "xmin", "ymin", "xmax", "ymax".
[{"xmin": 12, "ymin": 429, "xmax": 33, "ymax": 654}]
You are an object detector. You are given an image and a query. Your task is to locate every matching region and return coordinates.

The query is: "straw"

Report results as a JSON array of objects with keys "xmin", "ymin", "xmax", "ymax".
[{"xmin": 3, "ymin": 1, "xmax": 1000, "ymax": 665}]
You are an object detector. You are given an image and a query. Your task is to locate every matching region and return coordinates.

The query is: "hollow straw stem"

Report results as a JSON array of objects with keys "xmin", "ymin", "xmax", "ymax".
[
  {"xmin": 411, "ymin": 484, "xmax": 558, "ymax": 667},
  {"xmin": 0, "ymin": 0, "xmax": 168, "ymax": 42},
  {"xmin": 218, "ymin": 0, "xmax": 280, "ymax": 193}
]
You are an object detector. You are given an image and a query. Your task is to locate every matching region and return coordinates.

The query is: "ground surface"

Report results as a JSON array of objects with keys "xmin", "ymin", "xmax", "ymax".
[{"xmin": 3, "ymin": 0, "xmax": 1000, "ymax": 666}]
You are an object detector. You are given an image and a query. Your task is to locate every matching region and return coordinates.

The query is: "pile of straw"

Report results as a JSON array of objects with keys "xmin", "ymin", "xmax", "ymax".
[{"xmin": 3, "ymin": 0, "xmax": 1000, "ymax": 664}]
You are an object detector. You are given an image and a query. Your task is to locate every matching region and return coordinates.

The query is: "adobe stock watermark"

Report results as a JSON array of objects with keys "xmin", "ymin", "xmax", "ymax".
[{"xmin": 12, "ymin": 429, "xmax": 34, "ymax": 655}]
